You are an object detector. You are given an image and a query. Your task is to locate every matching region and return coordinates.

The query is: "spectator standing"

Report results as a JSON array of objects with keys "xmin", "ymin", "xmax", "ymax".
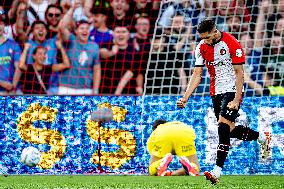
[
  {"xmin": 107, "ymin": 0, "xmax": 131, "ymax": 30},
  {"xmin": 146, "ymin": 34, "xmax": 187, "ymax": 95},
  {"xmin": 256, "ymin": 4, "xmax": 284, "ymax": 81},
  {"xmin": 0, "ymin": 14, "xmax": 21, "ymax": 95},
  {"xmin": 45, "ymin": 4, "xmax": 64, "ymax": 75},
  {"xmin": 266, "ymin": 0, "xmax": 284, "ymax": 39},
  {"xmin": 115, "ymin": 16, "xmax": 151, "ymax": 95},
  {"xmin": 226, "ymin": 16, "xmax": 242, "ymax": 39},
  {"xmin": 128, "ymin": 0, "xmax": 159, "ymax": 33},
  {"xmin": 168, "ymin": 13, "xmax": 191, "ymax": 93},
  {"xmin": 45, "ymin": 4, "xmax": 64, "ymax": 39},
  {"xmin": 27, "ymin": 0, "xmax": 56, "ymax": 25},
  {"xmin": 19, "ymin": 42, "xmax": 70, "ymax": 94},
  {"xmin": 168, "ymin": 13, "xmax": 189, "ymax": 52},
  {"xmin": 261, "ymin": 34, "xmax": 284, "ymax": 81},
  {"xmin": 59, "ymin": 4, "xmax": 101, "ymax": 95},
  {"xmin": 100, "ymin": 25, "xmax": 136, "ymax": 94},
  {"xmin": 205, "ymin": 0, "xmax": 250, "ymax": 32},
  {"xmin": 158, "ymin": 0, "xmax": 201, "ymax": 37},
  {"xmin": 245, "ymin": 67, "xmax": 284, "ymax": 96},
  {"xmin": 240, "ymin": 33, "xmax": 263, "ymax": 96},
  {"xmin": 89, "ymin": 7, "xmax": 113, "ymax": 48},
  {"xmin": 20, "ymin": 20, "xmax": 59, "ymax": 94},
  {"xmin": 7, "ymin": 2, "xmax": 30, "ymax": 47}
]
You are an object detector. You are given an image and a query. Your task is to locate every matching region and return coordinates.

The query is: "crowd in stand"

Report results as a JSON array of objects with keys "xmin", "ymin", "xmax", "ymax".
[
  {"xmin": 147, "ymin": 0, "xmax": 284, "ymax": 96},
  {"xmin": 0, "ymin": 0, "xmax": 159, "ymax": 95},
  {"xmin": 0, "ymin": 0, "xmax": 283, "ymax": 96}
]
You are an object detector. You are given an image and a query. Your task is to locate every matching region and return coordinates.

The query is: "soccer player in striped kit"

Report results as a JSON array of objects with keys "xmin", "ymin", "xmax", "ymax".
[{"xmin": 177, "ymin": 19, "xmax": 271, "ymax": 185}]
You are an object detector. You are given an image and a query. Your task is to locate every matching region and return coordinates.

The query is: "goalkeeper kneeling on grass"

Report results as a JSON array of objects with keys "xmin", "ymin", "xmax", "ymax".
[{"xmin": 147, "ymin": 120, "xmax": 200, "ymax": 176}]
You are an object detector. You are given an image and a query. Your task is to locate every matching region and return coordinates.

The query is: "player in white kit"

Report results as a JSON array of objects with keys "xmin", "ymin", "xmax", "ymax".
[{"xmin": 176, "ymin": 19, "xmax": 271, "ymax": 185}]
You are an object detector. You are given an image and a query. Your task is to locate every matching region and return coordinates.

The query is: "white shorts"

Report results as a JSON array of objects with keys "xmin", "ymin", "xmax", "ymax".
[{"xmin": 58, "ymin": 86, "xmax": 93, "ymax": 95}]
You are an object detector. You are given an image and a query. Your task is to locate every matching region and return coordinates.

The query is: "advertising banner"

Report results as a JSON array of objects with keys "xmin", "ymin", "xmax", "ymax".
[{"xmin": 0, "ymin": 96, "xmax": 283, "ymax": 175}]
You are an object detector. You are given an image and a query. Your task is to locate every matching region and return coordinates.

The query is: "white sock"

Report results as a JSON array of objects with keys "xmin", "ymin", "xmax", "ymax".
[
  {"xmin": 258, "ymin": 132, "xmax": 266, "ymax": 144},
  {"xmin": 212, "ymin": 165, "xmax": 222, "ymax": 178}
]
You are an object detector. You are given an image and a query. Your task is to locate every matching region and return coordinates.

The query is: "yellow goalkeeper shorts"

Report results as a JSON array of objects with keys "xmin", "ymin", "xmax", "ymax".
[{"xmin": 147, "ymin": 121, "xmax": 196, "ymax": 157}]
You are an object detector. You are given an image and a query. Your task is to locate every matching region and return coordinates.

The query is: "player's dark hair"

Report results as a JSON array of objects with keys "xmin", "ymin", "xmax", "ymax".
[
  {"xmin": 197, "ymin": 19, "xmax": 216, "ymax": 33},
  {"xmin": 152, "ymin": 119, "xmax": 167, "ymax": 130}
]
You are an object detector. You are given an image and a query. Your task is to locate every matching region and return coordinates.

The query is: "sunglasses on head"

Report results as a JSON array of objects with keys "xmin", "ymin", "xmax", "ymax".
[{"xmin": 47, "ymin": 13, "xmax": 61, "ymax": 18}]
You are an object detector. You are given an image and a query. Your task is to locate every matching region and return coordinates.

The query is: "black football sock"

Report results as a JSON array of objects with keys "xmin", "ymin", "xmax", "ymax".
[
  {"xmin": 230, "ymin": 125, "xmax": 259, "ymax": 141},
  {"xmin": 216, "ymin": 122, "xmax": 230, "ymax": 168}
]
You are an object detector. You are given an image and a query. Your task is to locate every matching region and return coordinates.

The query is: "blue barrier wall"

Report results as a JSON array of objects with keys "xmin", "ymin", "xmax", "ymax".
[{"xmin": 0, "ymin": 96, "xmax": 283, "ymax": 175}]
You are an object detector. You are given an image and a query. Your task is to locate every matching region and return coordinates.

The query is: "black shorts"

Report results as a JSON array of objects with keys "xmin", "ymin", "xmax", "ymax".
[{"xmin": 211, "ymin": 92, "xmax": 241, "ymax": 122}]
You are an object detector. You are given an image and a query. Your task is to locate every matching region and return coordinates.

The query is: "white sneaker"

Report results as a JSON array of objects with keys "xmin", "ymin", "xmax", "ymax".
[
  {"xmin": 212, "ymin": 165, "xmax": 222, "ymax": 178},
  {"xmin": 259, "ymin": 132, "xmax": 272, "ymax": 160}
]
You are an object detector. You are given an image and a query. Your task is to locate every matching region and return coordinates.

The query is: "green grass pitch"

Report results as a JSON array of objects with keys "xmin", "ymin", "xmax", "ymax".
[{"xmin": 1, "ymin": 175, "xmax": 283, "ymax": 189}]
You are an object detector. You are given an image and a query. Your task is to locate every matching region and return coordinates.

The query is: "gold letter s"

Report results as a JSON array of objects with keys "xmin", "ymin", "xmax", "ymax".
[
  {"xmin": 87, "ymin": 102, "xmax": 136, "ymax": 170},
  {"xmin": 17, "ymin": 103, "xmax": 67, "ymax": 169}
]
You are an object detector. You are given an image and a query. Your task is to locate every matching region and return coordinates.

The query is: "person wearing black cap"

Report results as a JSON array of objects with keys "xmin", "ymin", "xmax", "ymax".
[{"xmin": 89, "ymin": 6, "xmax": 113, "ymax": 48}]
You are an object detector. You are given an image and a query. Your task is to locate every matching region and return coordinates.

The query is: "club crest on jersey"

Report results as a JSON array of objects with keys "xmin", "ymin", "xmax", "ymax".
[
  {"xmin": 236, "ymin": 49, "xmax": 242, "ymax": 57},
  {"xmin": 220, "ymin": 48, "xmax": 226, "ymax": 55}
]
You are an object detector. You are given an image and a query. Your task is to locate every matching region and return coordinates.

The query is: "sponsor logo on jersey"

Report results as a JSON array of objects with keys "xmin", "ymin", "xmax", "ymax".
[
  {"xmin": 220, "ymin": 48, "xmax": 226, "ymax": 55},
  {"xmin": 197, "ymin": 52, "xmax": 202, "ymax": 58},
  {"xmin": 206, "ymin": 61, "xmax": 218, "ymax": 66},
  {"xmin": 206, "ymin": 60, "xmax": 229, "ymax": 66},
  {"xmin": 236, "ymin": 49, "xmax": 242, "ymax": 57},
  {"xmin": 0, "ymin": 56, "xmax": 12, "ymax": 65}
]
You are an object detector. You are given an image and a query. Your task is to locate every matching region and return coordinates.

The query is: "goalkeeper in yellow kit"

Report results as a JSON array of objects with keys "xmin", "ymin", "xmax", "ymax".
[{"xmin": 147, "ymin": 119, "xmax": 200, "ymax": 176}]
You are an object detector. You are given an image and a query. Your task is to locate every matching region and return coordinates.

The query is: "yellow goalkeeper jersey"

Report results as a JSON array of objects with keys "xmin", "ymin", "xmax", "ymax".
[{"xmin": 147, "ymin": 121, "xmax": 196, "ymax": 157}]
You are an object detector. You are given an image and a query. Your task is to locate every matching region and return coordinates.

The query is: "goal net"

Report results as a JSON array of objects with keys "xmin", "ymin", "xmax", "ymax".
[
  {"xmin": 141, "ymin": 0, "xmax": 284, "ymax": 174},
  {"xmin": 0, "ymin": 0, "xmax": 283, "ymax": 175},
  {"xmin": 144, "ymin": 0, "xmax": 284, "ymax": 96}
]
